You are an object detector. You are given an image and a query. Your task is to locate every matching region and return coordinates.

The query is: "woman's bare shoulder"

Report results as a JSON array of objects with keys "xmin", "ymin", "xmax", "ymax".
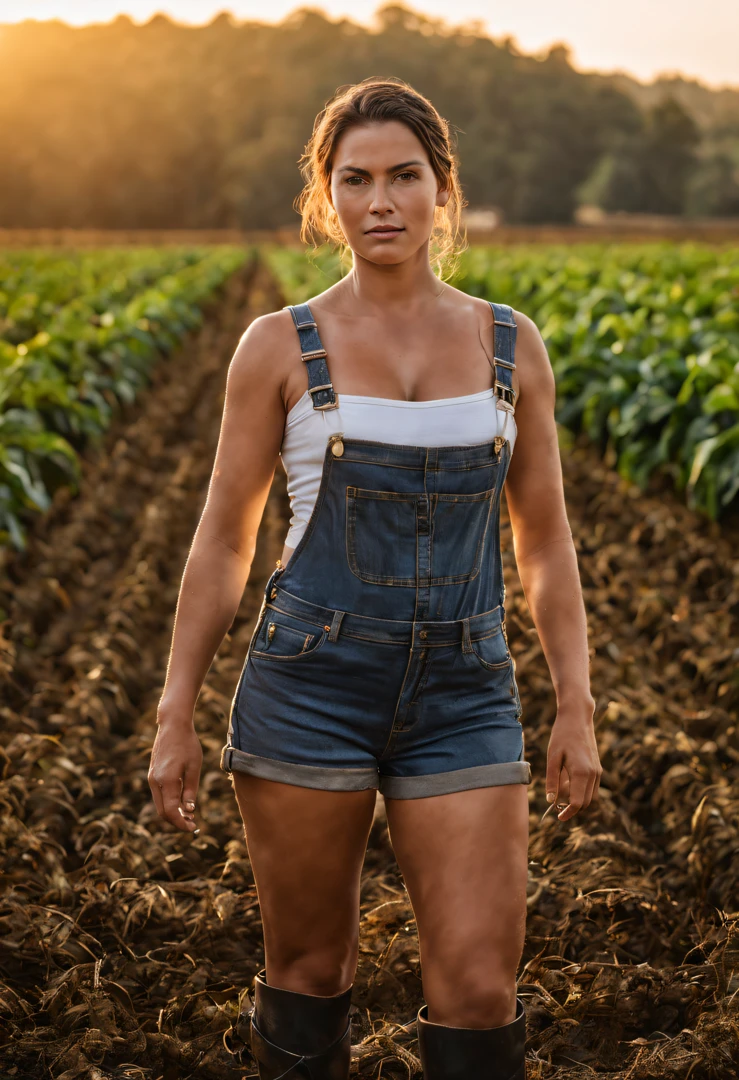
[
  {"xmin": 510, "ymin": 308, "xmax": 554, "ymax": 373},
  {"xmin": 226, "ymin": 307, "xmax": 301, "ymax": 402},
  {"xmin": 509, "ymin": 308, "xmax": 556, "ymax": 409}
]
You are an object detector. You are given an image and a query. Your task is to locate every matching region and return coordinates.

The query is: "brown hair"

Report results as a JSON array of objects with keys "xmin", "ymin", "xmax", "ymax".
[{"xmin": 295, "ymin": 76, "xmax": 467, "ymax": 280}]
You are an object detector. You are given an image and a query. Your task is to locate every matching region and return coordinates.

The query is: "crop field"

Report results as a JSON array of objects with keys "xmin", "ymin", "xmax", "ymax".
[
  {"xmin": 0, "ymin": 245, "xmax": 253, "ymax": 548},
  {"xmin": 0, "ymin": 243, "xmax": 737, "ymax": 1079}
]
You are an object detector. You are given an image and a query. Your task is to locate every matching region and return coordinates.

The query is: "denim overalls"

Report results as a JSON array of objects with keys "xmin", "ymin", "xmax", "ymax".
[{"xmin": 220, "ymin": 302, "xmax": 531, "ymax": 798}]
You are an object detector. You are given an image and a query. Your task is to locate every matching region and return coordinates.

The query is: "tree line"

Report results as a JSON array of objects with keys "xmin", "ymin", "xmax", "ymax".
[{"xmin": 1, "ymin": 3, "xmax": 737, "ymax": 230}]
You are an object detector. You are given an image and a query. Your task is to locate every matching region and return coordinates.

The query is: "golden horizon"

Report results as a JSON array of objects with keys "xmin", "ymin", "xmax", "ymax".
[{"xmin": 0, "ymin": 0, "xmax": 737, "ymax": 92}]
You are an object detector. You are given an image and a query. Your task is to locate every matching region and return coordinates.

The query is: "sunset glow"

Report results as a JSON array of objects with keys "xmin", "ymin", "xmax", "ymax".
[{"xmin": 0, "ymin": 0, "xmax": 737, "ymax": 90}]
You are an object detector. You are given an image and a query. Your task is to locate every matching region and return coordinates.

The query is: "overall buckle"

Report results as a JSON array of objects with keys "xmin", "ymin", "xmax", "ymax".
[
  {"xmin": 495, "ymin": 382, "xmax": 516, "ymax": 407},
  {"xmin": 309, "ymin": 384, "xmax": 339, "ymax": 409}
]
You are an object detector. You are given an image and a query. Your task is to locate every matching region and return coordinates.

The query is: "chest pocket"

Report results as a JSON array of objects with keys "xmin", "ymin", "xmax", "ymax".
[{"xmin": 345, "ymin": 485, "xmax": 496, "ymax": 587}]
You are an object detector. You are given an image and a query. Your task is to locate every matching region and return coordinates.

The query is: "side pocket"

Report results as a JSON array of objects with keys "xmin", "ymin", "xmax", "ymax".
[
  {"xmin": 229, "ymin": 656, "xmax": 251, "ymax": 751},
  {"xmin": 469, "ymin": 627, "xmax": 511, "ymax": 672},
  {"xmin": 230, "ymin": 576, "xmax": 276, "ymax": 745},
  {"xmin": 511, "ymin": 657, "xmax": 523, "ymax": 717}
]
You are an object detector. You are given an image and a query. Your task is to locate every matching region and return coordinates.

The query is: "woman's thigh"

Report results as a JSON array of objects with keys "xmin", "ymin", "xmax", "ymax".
[
  {"xmin": 233, "ymin": 773, "xmax": 378, "ymax": 995},
  {"xmin": 384, "ymin": 783, "xmax": 529, "ymax": 1025}
]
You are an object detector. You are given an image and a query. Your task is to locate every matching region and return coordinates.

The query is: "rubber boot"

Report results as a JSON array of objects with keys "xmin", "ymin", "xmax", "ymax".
[
  {"xmin": 417, "ymin": 995, "xmax": 527, "ymax": 1080},
  {"xmin": 247, "ymin": 967, "xmax": 353, "ymax": 1079}
]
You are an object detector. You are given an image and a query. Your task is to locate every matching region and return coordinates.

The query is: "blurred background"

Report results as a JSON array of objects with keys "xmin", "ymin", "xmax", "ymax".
[{"xmin": 1, "ymin": 0, "xmax": 738, "ymax": 234}]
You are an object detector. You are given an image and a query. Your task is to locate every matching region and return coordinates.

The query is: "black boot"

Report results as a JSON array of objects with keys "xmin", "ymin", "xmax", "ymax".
[
  {"xmin": 247, "ymin": 967, "xmax": 353, "ymax": 1079},
  {"xmin": 417, "ymin": 995, "xmax": 527, "ymax": 1080}
]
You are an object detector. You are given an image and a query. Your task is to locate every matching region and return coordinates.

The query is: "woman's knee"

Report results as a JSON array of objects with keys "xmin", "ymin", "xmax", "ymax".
[
  {"xmin": 265, "ymin": 943, "xmax": 357, "ymax": 996},
  {"xmin": 422, "ymin": 961, "xmax": 519, "ymax": 1027},
  {"xmin": 420, "ymin": 932, "xmax": 523, "ymax": 1026},
  {"xmin": 424, "ymin": 920, "xmax": 524, "ymax": 977}
]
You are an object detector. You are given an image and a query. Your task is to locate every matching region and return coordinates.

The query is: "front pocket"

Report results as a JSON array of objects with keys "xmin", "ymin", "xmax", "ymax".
[
  {"xmin": 469, "ymin": 627, "xmax": 511, "ymax": 671},
  {"xmin": 430, "ymin": 489, "xmax": 495, "ymax": 584},
  {"xmin": 346, "ymin": 485, "xmax": 496, "ymax": 587},
  {"xmin": 250, "ymin": 609, "xmax": 328, "ymax": 662},
  {"xmin": 346, "ymin": 488, "xmax": 418, "ymax": 586}
]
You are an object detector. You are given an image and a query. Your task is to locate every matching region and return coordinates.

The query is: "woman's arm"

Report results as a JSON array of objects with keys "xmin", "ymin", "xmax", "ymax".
[
  {"xmin": 148, "ymin": 312, "xmax": 290, "ymax": 833},
  {"xmin": 503, "ymin": 311, "xmax": 602, "ymax": 823}
]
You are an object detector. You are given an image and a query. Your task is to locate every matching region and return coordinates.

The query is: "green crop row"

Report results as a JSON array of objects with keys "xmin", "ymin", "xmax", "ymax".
[
  {"xmin": 263, "ymin": 243, "xmax": 347, "ymax": 306},
  {"xmin": 456, "ymin": 243, "xmax": 739, "ymax": 521},
  {"xmin": 0, "ymin": 246, "xmax": 253, "ymax": 549},
  {"xmin": 263, "ymin": 242, "xmax": 739, "ymax": 522},
  {"xmin": 0, "ymin": 247, "xmax": 214, "ymax": 345}
]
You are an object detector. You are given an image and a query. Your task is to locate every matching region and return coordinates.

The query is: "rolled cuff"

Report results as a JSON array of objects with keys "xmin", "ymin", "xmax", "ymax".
[
  {"xmin": 220, "ymin": 745, "xmax": 380, "ymax": 792},
  {"xmin": 379, "ymin": 760, "xmax": 532, "ymax": 799}
]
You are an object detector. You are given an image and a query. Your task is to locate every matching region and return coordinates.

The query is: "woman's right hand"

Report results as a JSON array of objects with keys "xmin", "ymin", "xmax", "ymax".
[{"xmin": 148, "ymin": 704, "xmax": 203, "ymax": 833}]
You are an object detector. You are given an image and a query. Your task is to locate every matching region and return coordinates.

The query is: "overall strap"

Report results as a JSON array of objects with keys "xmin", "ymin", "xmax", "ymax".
[
  {"xmin": 284, "ymin": 302, "xmax": 339, "ymax": 411},
  {"xmin": 488, "ymin": 302, "xmax": 517, "ymax": 409}
]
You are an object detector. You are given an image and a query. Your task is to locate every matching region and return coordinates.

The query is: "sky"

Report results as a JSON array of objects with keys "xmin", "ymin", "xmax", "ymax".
[{"xmin": 0, "ymin": 1, "xmax": 737, "ymax": 90}]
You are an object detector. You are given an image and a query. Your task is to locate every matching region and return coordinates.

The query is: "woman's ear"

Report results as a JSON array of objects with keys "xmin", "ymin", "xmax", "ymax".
[{"xmin": 436, "ymin": 187, "xmax": 451, "ymax": 208}]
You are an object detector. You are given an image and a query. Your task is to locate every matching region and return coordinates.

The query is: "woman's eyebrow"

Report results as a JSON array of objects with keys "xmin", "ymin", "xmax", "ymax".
[{"xmin": 336, "ymin": 160, "xmax": 426, "ymax": 175}]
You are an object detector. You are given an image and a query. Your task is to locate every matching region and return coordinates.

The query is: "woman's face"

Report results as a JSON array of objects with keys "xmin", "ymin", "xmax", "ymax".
[{"xmin": 329, "ymin": 120, "xmax": 450, "ymax": 265}]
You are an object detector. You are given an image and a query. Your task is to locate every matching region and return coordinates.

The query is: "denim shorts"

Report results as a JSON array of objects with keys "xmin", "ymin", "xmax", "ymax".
[{"xmin": 221, "ymin": 574, "xmax": 530, "ymax": 799}]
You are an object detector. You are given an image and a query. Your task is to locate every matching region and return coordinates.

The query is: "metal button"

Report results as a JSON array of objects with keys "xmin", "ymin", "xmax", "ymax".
[
  {"xmin": 268, "ymin": 623, "xmax": 276, "ymax": 641},
  {"xmin": 270, "ymin": 587, "xmax": 277, "ymax": 599},
  {"xmin": 331, "ymin": 439, "xmax": 344, "ymax": 457},
  {"xmin": 419, "ymin": 630, "xmax": 428, "ymax": 639}
]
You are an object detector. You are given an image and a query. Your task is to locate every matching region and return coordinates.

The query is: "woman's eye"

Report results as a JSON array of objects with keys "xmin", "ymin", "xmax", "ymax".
[{"xmin": 344, "ymin": 172, "xmax": 416, "ymax": 185}]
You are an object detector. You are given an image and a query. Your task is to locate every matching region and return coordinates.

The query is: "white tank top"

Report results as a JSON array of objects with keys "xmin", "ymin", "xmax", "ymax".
[{"xmin": 279, "ymin": 387, "xmax": 517, "ymax": 549}]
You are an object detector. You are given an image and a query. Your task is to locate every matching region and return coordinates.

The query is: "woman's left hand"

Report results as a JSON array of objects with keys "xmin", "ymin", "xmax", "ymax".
[{"xmin": 542, "ymin": 700, "xmax": 602, "ymax": 823}]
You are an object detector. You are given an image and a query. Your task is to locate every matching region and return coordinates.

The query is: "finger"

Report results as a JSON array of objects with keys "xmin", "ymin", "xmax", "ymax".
[
  {"xmin": 591, "ymin": 768, "xmax": 603, "ymax": 804},
  {"xmin": 581, "ymin": 771, "xmax": 597, "ymax": 811},
  {"xmin": 541, "ymin": 770, "xmax": 569, "ymax": 824},
  {"xmin": 148, "ymin": 773, "xmax": 166, "ymax": 819},
  {"xmin": 181, "ymin": 759, "xmax": 202, "ymax": 822},
  {"xmin": 545, "ymin": 746, "xmax": 565, "ymax": 805},
  {"xmin": 555, "ymin": 767, "xmax": 571, "ymax": 810},
  {"xmin": 161, "ymin": 780, "xmax": 197, "ymax": 832},
  {"xmin": 558, "ymin": 773, "xmax": 587, "ymax": 821},
  {"xmin": 579, "ymin": 780, "xmax": 593, "ymax": 815}
]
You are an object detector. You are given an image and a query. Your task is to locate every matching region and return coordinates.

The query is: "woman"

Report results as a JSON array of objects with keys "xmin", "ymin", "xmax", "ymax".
[{"xmin": 148, "ymin": 77, "xmax": 601, "ymax": 1079}]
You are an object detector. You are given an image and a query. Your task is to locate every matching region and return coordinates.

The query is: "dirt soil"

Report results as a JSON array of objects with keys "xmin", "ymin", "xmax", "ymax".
[{"xmin": 0, "ymin": 258, "xmax": 737, "ymax": 1079}]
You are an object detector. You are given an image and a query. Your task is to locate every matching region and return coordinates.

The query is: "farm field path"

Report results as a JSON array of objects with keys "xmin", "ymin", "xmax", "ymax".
[{"xmin": 1, "ymin": 257, "xmax": 737, "ymax": 1078}]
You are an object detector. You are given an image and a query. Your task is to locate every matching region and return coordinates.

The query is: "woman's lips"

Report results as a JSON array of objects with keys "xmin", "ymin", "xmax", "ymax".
[{"xmin": 367, "ymin": 228, "xmax": 404, "ymax": 238}]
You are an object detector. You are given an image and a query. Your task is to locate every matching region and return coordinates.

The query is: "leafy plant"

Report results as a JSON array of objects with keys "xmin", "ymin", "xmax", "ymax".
[{"xmin": 0, "ymin": 245, "xmax": 253, "ymax": 548}]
